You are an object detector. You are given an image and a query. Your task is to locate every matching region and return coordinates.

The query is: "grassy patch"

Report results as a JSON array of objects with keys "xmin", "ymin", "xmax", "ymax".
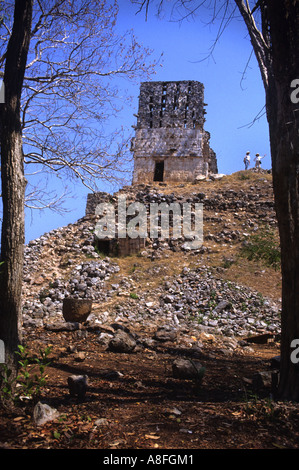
[{"xmin": 240, "ymin": 224, "xmax": 281, "ymax": 270}]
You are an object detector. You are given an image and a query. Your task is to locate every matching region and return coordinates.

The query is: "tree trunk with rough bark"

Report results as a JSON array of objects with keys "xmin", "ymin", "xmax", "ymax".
[
  {"xmin": 228, "ymin": 0, "xmax": 299, "ymax": 400},
  {"xmin": 236, "ymin": 0, "xmax": 299, "ymax": 400},
  {"xmin": 0, "ymin": 0, "xmax": 32, "ymax": 381},
  {"xmin": 263, "ymin": 0, "xmax": 299, "ymax": 400}
]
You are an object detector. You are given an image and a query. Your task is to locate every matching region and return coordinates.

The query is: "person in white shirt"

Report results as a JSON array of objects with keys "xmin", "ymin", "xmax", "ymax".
[
  {"xmin": 254, "ymin": 153, "xmax": 265, "ymax": 169},
  {"xmin": 243, "ymin": 151, "xmax": 250, "ymax": 170}
]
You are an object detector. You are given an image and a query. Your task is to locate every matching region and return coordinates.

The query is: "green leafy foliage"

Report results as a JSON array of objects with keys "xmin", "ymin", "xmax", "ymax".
[
  {"xmin": 0, "ymin": 364, "xmax": 16, "ymax": 402},
  {"xmin": 16, "ymin": 344, "xmax": 52, "ymax": 399},
  {"xmin": 241, "ymin": 224, "xmax": 281, "ymax": 270},
  {"xmin": 0, "ymin": 345, "xmax": 52, "ymax": 404},
  {"xmin": 130, "ymin": 292, "xmax": 139, "ymax": 299}
]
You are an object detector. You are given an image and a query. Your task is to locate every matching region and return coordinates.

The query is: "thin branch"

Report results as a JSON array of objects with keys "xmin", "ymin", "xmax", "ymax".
[
  {"xmin": 237, "ymin": 104, "xmax": 266, "ymax": 128},
  {"xmin": 234, "ymin": 0, "xmax": 270, "ymax": 90},
  {"xmin": 240, "ymin": 48, "xmax": 254, "ymax": 90}
]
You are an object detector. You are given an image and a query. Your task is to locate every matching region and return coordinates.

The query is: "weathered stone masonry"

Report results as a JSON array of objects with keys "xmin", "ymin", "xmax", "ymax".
[
  {"xmin": 131, "ymin": 80, "xmax": 218, "ymax": 184},
  {"xmin": 86, "ymin": 192, "xmax": 146, "ymax": 257}
]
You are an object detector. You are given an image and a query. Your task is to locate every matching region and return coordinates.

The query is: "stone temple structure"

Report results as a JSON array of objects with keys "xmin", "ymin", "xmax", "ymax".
[{"xmin": 131, "ymin": 80, "xmax": 218, "ymax": 184}]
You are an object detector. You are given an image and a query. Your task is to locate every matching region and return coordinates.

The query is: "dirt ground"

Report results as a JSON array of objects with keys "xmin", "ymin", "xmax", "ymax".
[{"xmin": 1, "ymin": 323, "xmax": 299, "ymax": 452}]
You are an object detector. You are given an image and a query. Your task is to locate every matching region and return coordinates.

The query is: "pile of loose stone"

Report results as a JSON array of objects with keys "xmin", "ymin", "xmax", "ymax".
[
  {"xmin": 153, "ymin": 266, "xmax": 280, "ymax": 337},
  {"xmin": 22, "ymin": 257, "xmax": 120, "ymax": 329},
  {"xmin": 22, "ymin": 246, "xmax": 281, "ymax": 339},
  {"xmin": 92, "ymin": 265, "xmax": 281, "ymax": 338}
]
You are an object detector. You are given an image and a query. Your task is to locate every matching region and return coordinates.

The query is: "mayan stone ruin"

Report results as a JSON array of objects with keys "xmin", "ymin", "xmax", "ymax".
[
  {"xmin": 85, "ymin": 80, "xmax": 219, "ymax": 256},
  {"xmin": 131, "ymin": 80, "xmax": 218, "ymax": 184}
]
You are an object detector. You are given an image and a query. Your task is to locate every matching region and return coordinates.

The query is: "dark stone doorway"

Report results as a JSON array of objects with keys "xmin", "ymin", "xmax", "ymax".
[{"xmin": 154, "ymin": 161, "xmax": 164, "ymax": 182}]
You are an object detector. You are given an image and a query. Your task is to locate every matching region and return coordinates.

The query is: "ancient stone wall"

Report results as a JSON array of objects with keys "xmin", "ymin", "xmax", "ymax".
[
  {"xmin": 132, "ymin": 81, "xmax": 218, "ymax": 184},
  {"xmin": 96, "ymin": 236, "xmax": 146, "ymax": 257},
  {"xmin": 86, "ymin": 191, "xmax": 147, "ymax": 257},
  {"xmin": 85, "ymin": 192, "xmax": 114, "ymax": 216},
  {"xmin": 136, "ymin": 81, "xmax": 206, "ymax": 130}
]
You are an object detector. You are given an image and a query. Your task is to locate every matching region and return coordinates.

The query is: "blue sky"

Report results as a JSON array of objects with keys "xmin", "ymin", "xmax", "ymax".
[{"xmin": 25, "ymin": 0, "xmax": 271, "ymax": 242}]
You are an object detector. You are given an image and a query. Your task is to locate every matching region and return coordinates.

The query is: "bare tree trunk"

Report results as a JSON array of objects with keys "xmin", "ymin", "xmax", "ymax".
[
  {"xmin": 263, "ymin": 0, "xmax": 299, "ymax": 400},
  {"xmin": 232, "ymin": 1, "xmax": 298, "ymax": 401},
  {"xmin": 273, "ymin": 110, "xmax": 299, "ymax": 400},
  {"xmin": 236, "ymin": 0, "xmax": 299, "ymax": 400},
  {"xmin": 0, "ymin": 0, "xmax": 32, "ymax": 379}
]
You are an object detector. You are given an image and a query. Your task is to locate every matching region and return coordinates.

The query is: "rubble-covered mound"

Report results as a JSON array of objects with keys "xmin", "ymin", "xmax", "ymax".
[{"xmin": 22, "ymin": 171, "xmax": 281, "ymax": 341}]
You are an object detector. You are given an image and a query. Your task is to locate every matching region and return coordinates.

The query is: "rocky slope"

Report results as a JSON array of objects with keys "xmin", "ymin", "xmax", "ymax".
[{"xmin": 22, "ymin": 170, "xmax": 281, "ymax": 348}]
